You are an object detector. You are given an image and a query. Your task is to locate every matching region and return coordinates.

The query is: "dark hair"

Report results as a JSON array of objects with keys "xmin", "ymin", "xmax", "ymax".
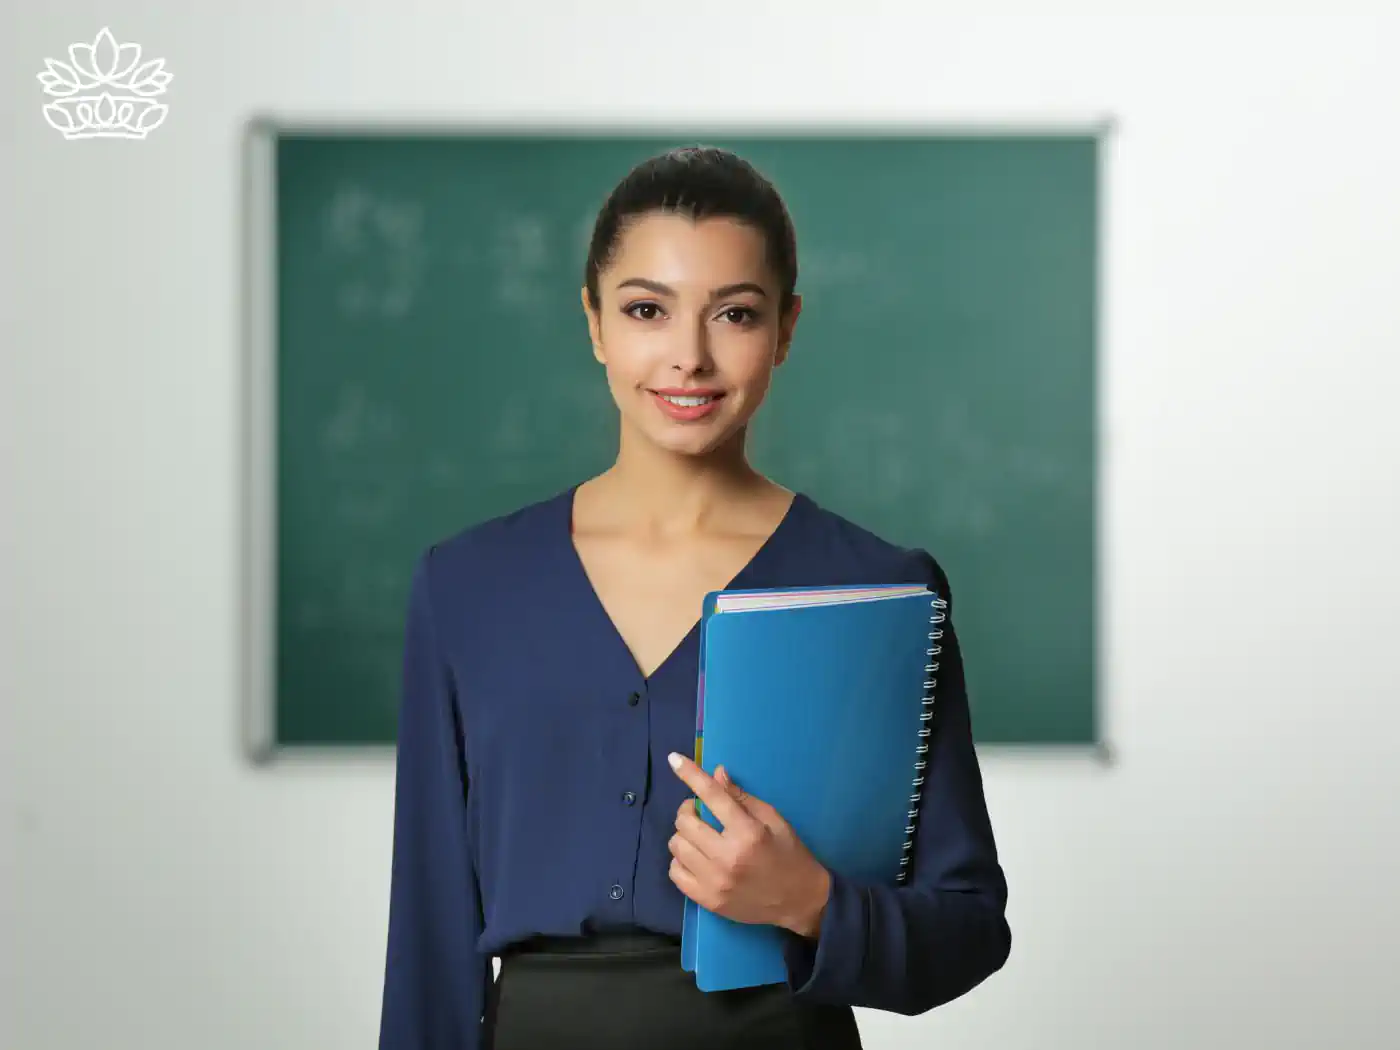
[{"xmin": 583, "ymin": 145, "xmax": 798, "ymax": 313}]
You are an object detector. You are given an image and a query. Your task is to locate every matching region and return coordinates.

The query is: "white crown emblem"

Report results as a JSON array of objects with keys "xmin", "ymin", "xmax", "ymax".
[{"xmin": 37, "ymin": 27, "xmax": 171, "ymax": 140}]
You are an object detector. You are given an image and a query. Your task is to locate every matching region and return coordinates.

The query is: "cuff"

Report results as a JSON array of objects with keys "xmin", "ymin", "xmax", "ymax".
[{"xmin": 782, "ymin": 870, "xmax": 868, "ymax": 1001}]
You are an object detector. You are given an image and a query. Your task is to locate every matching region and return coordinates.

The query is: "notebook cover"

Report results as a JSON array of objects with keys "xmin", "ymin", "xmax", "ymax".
[
  {"xmin": 683, "ymin": 584, "xmax": 919, "ymax": 974},
  {"xmin": 681, "ymin": 588, "xmax": 936, "ymax": 991}
]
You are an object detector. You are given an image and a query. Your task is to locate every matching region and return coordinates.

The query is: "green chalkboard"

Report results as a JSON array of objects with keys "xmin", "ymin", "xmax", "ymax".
[{"xmin": 241, "ymin": 122, "xmax": 1103, "ymax": 759}]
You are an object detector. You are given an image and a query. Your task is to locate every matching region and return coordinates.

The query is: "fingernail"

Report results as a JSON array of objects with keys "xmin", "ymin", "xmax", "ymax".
[{"xmin": 668, "ymin": 752, "xmax": 682, "ymax": 769}]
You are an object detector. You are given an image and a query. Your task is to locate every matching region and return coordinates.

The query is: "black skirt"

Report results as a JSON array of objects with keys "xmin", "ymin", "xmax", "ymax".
[{"xmin": 485, "ymin": 929, "xmax": 863, "ymax": 1050}]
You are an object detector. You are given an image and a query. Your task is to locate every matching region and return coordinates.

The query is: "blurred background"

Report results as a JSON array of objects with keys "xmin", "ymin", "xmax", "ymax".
[{"xmin": 4, "ymin": 7, "xmax": 1398, "ymax": 1050}]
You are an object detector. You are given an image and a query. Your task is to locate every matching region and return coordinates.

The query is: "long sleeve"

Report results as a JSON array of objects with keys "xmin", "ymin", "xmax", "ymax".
[
  {"xmin": 783, "ymin": 552, "xmax": 1011, "ymax": 1015},
  {"xmin": 378, "ymin": 548, "xmax": 491, "ymax": 1049}
]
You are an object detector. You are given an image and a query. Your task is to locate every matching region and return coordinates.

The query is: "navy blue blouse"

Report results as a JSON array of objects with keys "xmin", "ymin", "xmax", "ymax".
[{"xmin": 378, "ymin": 485, "xmax": 1010, "ymax": 1049}]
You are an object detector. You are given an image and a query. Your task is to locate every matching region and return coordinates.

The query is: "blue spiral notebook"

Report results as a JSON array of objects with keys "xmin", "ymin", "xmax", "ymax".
[{"xmin": 680, "ymin": 582, "xmax": 946, "ymax": 992}]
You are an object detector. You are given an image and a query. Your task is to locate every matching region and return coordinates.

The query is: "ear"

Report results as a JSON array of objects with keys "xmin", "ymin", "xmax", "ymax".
[
  {"xmin": 774, "ymin": 293, "xmax": 802, "ymax": 368},
  {"xmin": 581, "ymin": 286, "xmax": 606, "ymax": 364}
]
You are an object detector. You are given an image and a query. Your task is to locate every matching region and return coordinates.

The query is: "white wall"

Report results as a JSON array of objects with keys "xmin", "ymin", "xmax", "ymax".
[{"xmin": 5, "ymin": 7, "xmax": 1399, "ymax": 1050}]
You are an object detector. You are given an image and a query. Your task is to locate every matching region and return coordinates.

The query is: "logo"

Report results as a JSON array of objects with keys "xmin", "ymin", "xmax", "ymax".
[{"xmin": 37, "ymin": 27, "xmax": 171, "ymax": 140}]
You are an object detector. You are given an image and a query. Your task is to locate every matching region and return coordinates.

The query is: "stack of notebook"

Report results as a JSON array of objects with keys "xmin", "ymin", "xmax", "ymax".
[{"xmin": 680, "ymin": 582, "xmax": 946, "ymax": 992}]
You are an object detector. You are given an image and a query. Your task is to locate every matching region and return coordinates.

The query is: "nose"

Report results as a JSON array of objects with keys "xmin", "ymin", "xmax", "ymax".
[{"xmin": 668, "ymin": 316, "xmax": 714, "ymax": 376}]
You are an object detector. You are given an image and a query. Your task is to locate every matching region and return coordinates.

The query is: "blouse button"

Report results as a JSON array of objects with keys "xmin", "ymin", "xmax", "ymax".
[
  {"xmin": 628, "ymin": 691, "xmax": 641, "ymax": 706},
  {"xmin": 622, "ymin": 791, "xmax": 636, "ymax": 805},
  {"xmin": 609, "ymin": 883, "xmax": 625, "ymax": 900}
]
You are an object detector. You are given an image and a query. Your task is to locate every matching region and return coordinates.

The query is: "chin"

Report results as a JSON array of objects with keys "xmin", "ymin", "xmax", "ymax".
[
  {"xmin": 646, "ymin": 426, "xmax": 735, "ymax": 458},
  {"xmin": 642, "ymin": 410, "xmax": 750, "ymax": 457}
]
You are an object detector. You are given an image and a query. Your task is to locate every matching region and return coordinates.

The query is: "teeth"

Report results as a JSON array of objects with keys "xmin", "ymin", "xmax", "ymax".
[{"xmin": 660, "ymin": 394, "xmax": 716, "ymax": 407}]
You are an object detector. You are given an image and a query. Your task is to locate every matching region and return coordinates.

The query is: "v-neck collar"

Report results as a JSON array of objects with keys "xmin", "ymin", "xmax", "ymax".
[{"xmin": 557, "ymin": 483, "xmax": 809, "ymax": 686}]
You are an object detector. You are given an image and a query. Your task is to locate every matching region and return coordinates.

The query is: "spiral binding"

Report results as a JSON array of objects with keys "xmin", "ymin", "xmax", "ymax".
[{"xmin": 896, "ymin": 596, "xmax": 947, "ymax": 884}]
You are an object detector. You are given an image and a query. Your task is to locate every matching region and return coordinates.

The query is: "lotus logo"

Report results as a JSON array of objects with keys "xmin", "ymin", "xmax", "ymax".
[{"xmin": 37, "ymin": 27, "xmax": 172, "ymax": 140}]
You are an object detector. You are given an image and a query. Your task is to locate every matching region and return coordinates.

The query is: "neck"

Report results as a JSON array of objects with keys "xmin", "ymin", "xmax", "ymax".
[{"xmin": 595, "ymin": 422, "xmax": 771, "ymax": 531}]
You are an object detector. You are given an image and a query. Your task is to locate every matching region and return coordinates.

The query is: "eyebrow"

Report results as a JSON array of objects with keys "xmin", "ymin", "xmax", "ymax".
[{"xmin": 615, "ymin": 277, "xmax": 768, "ymax": 299}]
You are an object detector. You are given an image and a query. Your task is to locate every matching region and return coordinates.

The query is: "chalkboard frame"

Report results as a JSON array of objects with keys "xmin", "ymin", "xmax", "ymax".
[{"xmin": 238, "ymin": 114, "xmax": 1116, "ymax": 765}]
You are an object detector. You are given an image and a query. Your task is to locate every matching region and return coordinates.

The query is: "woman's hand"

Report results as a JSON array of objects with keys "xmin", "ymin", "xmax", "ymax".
[{"xmin": 666, "ymin": 752, "xmax": 831, "ymax": 939}]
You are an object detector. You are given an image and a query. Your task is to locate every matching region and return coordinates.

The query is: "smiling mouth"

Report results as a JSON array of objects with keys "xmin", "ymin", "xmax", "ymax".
[{"xmin": 653, "ymin": 392, "xmax": 721, "ymax": 407}]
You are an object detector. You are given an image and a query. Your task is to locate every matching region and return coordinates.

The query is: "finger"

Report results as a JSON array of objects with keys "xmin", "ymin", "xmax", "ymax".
[
  {"xmin": 715, "ymin": 766, "xmax": 787, "ymax": 829},
  {"xmin": 668, "ymin": 826, "xmax": 724, "ymax": 882},
  {"xmin": 669, "ymin": 857, "xmax": 713, "ymax": 910},
  {"xmin": 668, "ymin": 752, "xmax": 750, "ymax": 830},
  {"xmin": 715, "ymin": 765, "xmax": 748, "ymax": 805},
  {"xmin": 674, "ymin": 798, "xmax": 726, "ymax": 858}
]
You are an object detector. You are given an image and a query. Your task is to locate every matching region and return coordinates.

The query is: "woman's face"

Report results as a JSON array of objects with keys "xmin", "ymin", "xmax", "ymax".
[{"xmin": 582, "ymin": 211, "xmax": 800, "ymax": 459}]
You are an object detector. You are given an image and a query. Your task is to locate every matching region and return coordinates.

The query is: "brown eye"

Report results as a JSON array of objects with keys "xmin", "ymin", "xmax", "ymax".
[
  {"xmin": 625, "ymin": 302, "xmax": 662, "ymax": 321},
  {"xmin": 719, "ymin": 306, "xmax": 757, "ymax": 325}
]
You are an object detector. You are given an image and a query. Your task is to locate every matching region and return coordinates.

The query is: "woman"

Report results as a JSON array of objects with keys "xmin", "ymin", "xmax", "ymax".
[{"xmin": 377, "ymin": 146, "xmax": 1011, "ymax": 1050}]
